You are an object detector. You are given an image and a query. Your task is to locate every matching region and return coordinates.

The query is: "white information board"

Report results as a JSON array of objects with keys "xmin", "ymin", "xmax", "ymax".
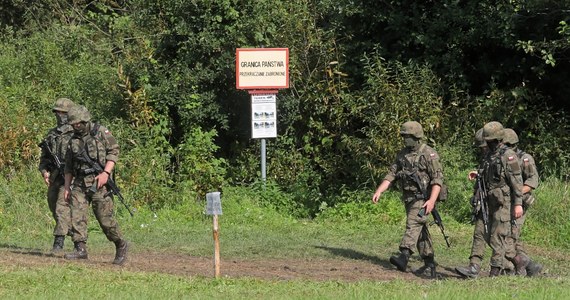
[{"xmin": 251, "ymin": 94, "xmax": 277, "ymax": 139}]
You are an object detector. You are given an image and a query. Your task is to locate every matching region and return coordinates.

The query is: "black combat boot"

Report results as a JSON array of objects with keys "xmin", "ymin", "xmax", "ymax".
[
  {"xmin": 489, "ymin": 266, "xmax": 501, "ymax": 277},
  {"xmin": 414, "ymin": 256, "xmax": 437, "ymax": 279},
  {"xmin": 52, "ymin": 235, "xmax": 65, "ymax": 253},
  {"xmin": 64, "ymin": 241, "xmax": 88, "ymax": 260},
  {"xmin": 113, "ymin": 239, "xmax": 129, "ymax": 265},
  {"xmin": 512, "ymin": 254, "xmax": 530, "ymax": 276},
  {"xmin": 500, "ymin": 268, "xmax": 515, "ymax": 275},
  {"xmin": 390, "ymin": 248, "xmax": 410, "ymax": 272},
  {"xmin": 501, "ymin": 260, "xmax": 515, "ymax": 275},
  {"xmin": 455, "ymin": 263, "xmax": 481, "ymax": 279},
  {"xmin": 526, "ymin": 260, "xmax": 543, "ymax": 277}
]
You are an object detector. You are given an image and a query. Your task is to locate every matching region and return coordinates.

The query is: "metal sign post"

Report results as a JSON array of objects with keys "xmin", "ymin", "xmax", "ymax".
[
  {"xmin": 206, "ymin": 192, "xmax": 222, "ymax": 278},
  {"xmin": 261, "ymin": 138, "xmax": 267, "ymax": 182}
]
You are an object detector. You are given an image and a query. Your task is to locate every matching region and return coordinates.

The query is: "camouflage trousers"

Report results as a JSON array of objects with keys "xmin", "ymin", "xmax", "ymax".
[
  {"xmin": 469, "ymin": 214, "xmax": 486, "ymax": 266},
  {"xmin": 69, "ymin": 184, "xmax": 123, "ymax": 243},
  {"xmin": 468, "ymin": 211, "xmax": 527, "ymax": 270},
  {"xmin": 512, "ymin": 212, "xmax": 527, "ymax": 257},
  {"xmin": 400, "ymin": 200, "xmax": 433, "ymax": 258},
  {"xmin": 47, "ymin": 176, "xmax": 72, "ymax": 236},
  {"xmin": 486, "ymin": 205, "xmax": 516, "ymax": 268}
]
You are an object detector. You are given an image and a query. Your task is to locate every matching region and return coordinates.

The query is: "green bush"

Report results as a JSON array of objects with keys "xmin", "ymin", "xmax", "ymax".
[
  {"xmin": 442, "ymin": 87, "xmax": 570, "ymax": 179},
  {"xmin": 0, "ymin": 96, "xmax": 41, "ymax": 169},
  {"xmin": 339, "ymin": 54, "xmax": 446, "ymax": 190},
  {"xmin": 1, "ymin": 0, "xmax": 570, "ymax": 225},
  {"xmin": 174, "ymin": 127, "xmax": 227, "ymax": 200},
  {"xmin": 436, "ymin": 144, "xmax": 480, "ymax": 222},
  {"xmin": 113, "ymin": 120, "xmax": 175, "ymax": 210},
  {"xmin": 0, "ymin": 26, "xmax": 125, "ymax": 170}
]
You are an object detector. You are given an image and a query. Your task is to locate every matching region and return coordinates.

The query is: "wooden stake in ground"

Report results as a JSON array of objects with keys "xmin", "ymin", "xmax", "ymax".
[{"xmin": 206, "ymin": 192, "xmax": 222, "ymax": 279}]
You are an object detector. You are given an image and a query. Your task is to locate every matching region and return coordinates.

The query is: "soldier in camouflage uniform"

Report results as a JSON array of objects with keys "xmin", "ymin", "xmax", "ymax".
[
  {"xmin": 63, "ymin": 105, "xmax": 129, "ymax": 265},
  {"xmin": 503, "ymin": 128, "xmax": 543, "ymax": 276},
  {"xmin": 372, "ymin": 121, "xmax": 445, "ymax": 278},
  {"xmin": 455, "ymin": 128, "xmax": 489, "ymax": 278},
  {"xmin": 479, "ymin": 121, "xmax": 528, "ymax": 276},
  {"xmin": 38, "ymin": 98, "xmax": 75, "ymax": 252}
]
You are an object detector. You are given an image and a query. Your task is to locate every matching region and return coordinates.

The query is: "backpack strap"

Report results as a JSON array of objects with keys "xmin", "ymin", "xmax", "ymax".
[
  {"xmin": 86, "ymin": 122, "xmax": 102, "ymax": 164},
  {"xmin": 516, "ymin": 149, "xmax": 526, "ymax": 159},
  {"xmin": 413, "ymin": 143, "xmax": 427, "ymax": 167},
  {"xmin": 90, "ymin": 122, "xmax": 100, "ymax": 137}
]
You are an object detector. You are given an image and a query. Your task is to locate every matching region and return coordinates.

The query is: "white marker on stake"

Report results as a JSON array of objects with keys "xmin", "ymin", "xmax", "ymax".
[{"xmin": 206, "ymin": 191, "xmax": 222, "ymax": 278}]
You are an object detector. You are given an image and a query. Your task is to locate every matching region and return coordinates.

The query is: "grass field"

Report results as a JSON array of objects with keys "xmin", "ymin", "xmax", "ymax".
[{"xmin": 1, "ymin": 167, "xmax": 570, "ymax": 299}]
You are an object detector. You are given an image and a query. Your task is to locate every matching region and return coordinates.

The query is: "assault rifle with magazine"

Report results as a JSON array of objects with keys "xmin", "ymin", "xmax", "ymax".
[
  {"xmin": 470, "ymin": 174, "xmax": 489, "ymax": 234},
  {"xmin": 38, "ymin": 139, "xmax": 65, "ymax": 179},
  {"xmin": 79, "ymin": 150, "xmax": 134, "ymax": 217}
]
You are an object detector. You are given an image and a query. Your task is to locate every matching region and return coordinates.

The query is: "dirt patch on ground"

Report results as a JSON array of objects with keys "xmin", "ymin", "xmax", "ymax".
[{"xmin": 0, "ymin": 245, "xmax": 463, "ymax": 282}]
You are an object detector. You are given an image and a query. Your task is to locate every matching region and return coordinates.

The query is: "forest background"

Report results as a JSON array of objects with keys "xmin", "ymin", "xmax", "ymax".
[{"xmin": 0, "ymin": 1, "xmax": 569, "ymax": 238}]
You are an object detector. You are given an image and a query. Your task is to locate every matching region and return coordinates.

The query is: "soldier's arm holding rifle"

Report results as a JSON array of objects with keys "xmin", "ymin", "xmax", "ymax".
[
  {"xmin": 38, "ymin": 139, "xmax": 64, "ymax": 186},
  {"xmin": 95, "ymin": 160, "xmax": 115, "ymax": 189},
  {"xmin": 422, "ymin": 184, "xmax": 440, "ymax": 215}
]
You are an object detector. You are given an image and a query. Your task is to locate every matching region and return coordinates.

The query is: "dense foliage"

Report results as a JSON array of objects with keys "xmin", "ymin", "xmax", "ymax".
[{"xmin": 1, "ymin": 0, "xmax": 569, "ymax": 217}]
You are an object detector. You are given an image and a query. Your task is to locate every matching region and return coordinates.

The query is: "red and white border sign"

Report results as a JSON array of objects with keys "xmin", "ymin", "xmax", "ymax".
[{"xmin": 236, "ymin": 48, "xmax": 289, "ymax": 89}]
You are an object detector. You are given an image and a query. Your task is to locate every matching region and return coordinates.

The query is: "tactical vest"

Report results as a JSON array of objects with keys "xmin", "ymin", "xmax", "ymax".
[
  {"xmin": 70, "ymin": 123, "xmax": 107, "ymax": 180},
  {"xmin": 483, "ymin": 146, "xmax": 505, "ymax": 190},
  {"xmin": 396, "ymin": 144, "xmax": 447, "ymax": 202}
]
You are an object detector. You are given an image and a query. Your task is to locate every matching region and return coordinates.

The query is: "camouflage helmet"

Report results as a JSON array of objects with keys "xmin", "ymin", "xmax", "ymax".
[
  {"xmin": 474, "ymin": 128, "xmax": 487, "ymax": 147},
  {"xmin": 52, "ymin": 98, "xmax": 75, "ymax": 113},
  {"xmin": 482, "ymin": 121, "xmax": 504, "ymax": 141},
  {"xmin": 67, "ymin": 105, "xmax": 91, "ymax": 125},
  {"xmin": 503, "ymin": 128, "xmax": 519, "ymax": 145},
  {"xmin": 400, "ymin": 121, "xmax": 424, "ymax": 139}
]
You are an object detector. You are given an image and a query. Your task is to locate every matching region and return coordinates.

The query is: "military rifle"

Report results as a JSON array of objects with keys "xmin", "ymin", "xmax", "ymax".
[
  {"xmin": 79, "ymin": 150, "xmax": 135, "ymax": 217},
  {"xmin": 471, "ymin": 174, "xmax": 489, "ymax": 234},
  {"xmin": 411, "ymin": 172, "xmax": 451, "ymax": 247},
  {"xmin": 418, "ymin": 206, "xmax": 451, "ymax": 247},
  {"xmin": 38, "ymin": 140, "xmax": 64, "ymax": 179}
]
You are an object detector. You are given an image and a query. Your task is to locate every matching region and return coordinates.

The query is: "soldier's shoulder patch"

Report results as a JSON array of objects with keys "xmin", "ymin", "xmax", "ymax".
[
  {"xmin": 104, "ymin": 129, "xmax": 110, "ymax": 134},
  {"xmin": 508, "ymin": 155, "xmax": 515, "ymax": 161},
  {"xmin": 430, "ymin": 153, "xmax": 436, "ymax": 158},
  {"xmin": 523, "ymin": 158, "xmax": 529, "ymax": 162}
]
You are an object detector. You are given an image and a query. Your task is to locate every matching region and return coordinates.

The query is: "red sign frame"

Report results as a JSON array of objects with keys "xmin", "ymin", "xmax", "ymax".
[{"xmin": 236, "ymin": 48, "xmax": 289, "ymax": 90}]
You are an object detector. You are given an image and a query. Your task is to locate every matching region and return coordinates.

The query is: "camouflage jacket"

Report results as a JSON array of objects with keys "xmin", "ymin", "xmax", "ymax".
[
  {"xmin": 516, "ymin": 149, "xmax": 539, "ymax": 191},
  {"xmin": 64, "ymin": 122, "xmax": 119, "ymax": 187},
  {"xmin": 384, "ymin": 143, "xmax": 444, "ymax": 202}
]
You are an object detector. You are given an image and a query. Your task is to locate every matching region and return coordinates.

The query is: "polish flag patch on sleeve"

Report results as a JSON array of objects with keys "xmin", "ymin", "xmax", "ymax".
[
  {"xmin": 104, "ymin": 129, "xmax": 110, "ymax": 134},
  {"xmin": 508, "ymin": 156, "xmax": 515, "ymax": 161}
]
